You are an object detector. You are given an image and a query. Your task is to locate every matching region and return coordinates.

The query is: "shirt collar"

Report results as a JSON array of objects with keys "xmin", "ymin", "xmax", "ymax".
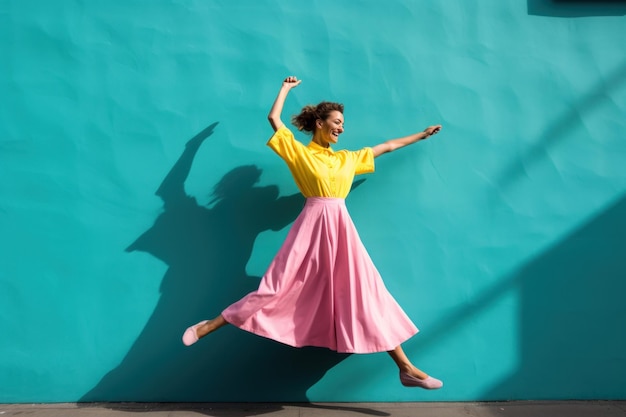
[{"xmin": 307, "ymin": 140, "xmax": 334, "ymax": 154}]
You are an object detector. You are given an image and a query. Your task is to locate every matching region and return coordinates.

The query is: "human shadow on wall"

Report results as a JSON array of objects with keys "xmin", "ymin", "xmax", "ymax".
[
  {"xmin": 79, "ymin": 123, "xmax": 351, "ymax": 407},
  {"xmin": 484, "ymin": 193, "xmax": 626, "ymax": 400},
  {"xmin": 528, "ymin": 0, "xmax": 626, "ymax": 17}
]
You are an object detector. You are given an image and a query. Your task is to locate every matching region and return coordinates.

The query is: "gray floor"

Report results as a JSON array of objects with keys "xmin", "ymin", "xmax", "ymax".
[{"xmin": 2, "ymin": 402, "xmax": 626, "ymax": 417}]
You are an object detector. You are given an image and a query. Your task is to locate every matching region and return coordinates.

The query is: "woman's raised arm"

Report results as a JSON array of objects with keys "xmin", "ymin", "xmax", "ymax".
[
  {"xmin": 371, "ymin": 125, "xmax": 441, "ymax": 158},
  {"xmin": 268, "ymin": 76, "xmax": 301, "ymax": 132}
]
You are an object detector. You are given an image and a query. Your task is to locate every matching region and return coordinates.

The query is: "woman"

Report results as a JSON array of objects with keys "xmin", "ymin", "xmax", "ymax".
[{"xmin": 183, "ymin": 76, "xmax": 443, "ymax": 389}]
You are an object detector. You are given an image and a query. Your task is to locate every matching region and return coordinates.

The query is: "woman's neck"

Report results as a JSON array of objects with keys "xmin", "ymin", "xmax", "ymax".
[{"xmin": 312, "ymin": 134, "xmax": 330, "ymax": 148}]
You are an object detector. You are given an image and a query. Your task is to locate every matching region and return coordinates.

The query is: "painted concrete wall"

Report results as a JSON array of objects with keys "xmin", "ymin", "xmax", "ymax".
[{"xmin": 1, "ymin": 0, "xmax": 625, "ymax": 403}]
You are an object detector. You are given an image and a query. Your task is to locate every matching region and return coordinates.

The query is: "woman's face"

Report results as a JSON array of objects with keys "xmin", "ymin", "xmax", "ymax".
[{"xmin": 316, "ymin": 111, "xmax": 344, "ymax": 146}]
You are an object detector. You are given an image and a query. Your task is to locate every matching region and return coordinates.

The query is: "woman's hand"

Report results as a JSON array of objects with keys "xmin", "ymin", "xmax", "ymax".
[
  {"xmin": 282, "ymin": 75, "xmax": 302, "ymax": 89},
  {"xmin": 422, "ymin": 125, "xmax": 442, "ymax": 139}
]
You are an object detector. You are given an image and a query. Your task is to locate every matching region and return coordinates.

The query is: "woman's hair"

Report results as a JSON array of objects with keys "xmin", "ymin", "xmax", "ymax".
[{"xmin": 291, "ymin": 101, "xmax": 344, "ymax": 133}]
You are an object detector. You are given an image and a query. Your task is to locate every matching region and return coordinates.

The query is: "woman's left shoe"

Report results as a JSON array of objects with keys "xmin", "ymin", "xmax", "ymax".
[
  {"xmin": 399, "ymin": 372, "xmax": 443, "ymax": 389},
  {"xmin": 182, "ymin": 320, "xmax": 208, "ymax": 346}
]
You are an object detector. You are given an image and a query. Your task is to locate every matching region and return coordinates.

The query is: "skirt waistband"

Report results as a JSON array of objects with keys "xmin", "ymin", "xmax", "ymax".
[{"xmin": 305, "ymin": 197, "xmax": 346, "ymax": 206}]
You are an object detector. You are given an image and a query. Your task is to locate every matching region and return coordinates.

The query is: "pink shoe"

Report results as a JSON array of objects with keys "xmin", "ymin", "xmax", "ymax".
[
  {"xmin": 400, "ymin": 372, "xmax": 443, "ymax": 389},
  {"xmin": 182, "ymin": 320, "xmax": 208, "ymax": 346}
]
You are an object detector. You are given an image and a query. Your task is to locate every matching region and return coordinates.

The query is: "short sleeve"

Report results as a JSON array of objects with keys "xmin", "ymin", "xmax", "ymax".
[
  {"xmin": 267, "ymin": 126, "xmax": 302, "ymax": 164},
  {"xmin": 353, "ymin": 147, "xmax": 375, "ymax": 175}
]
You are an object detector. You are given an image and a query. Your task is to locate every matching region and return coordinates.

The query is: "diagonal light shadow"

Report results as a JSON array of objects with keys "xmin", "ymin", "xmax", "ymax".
[{"xmin": 493, "ymin": 60, "xmax": 626, "ymax": 193}]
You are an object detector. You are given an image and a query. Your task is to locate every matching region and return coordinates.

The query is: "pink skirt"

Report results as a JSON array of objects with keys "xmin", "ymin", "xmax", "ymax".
[{"xmin": 222, "ymin": 197, "xmax": 418, "ymax": 353}]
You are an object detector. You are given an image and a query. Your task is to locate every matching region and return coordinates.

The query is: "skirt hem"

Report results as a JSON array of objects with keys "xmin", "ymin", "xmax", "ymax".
[{"xmin": 223, "ymin": 313, "xmax": 419, "ymax": 354}]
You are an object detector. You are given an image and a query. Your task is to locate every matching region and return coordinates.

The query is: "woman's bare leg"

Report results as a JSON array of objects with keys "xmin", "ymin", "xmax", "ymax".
[
  {"xmin": 387, "ymin": 345, "xmax": 429, "ymax": 379},
  {"xmin": 196, "ymin": 314, "xmax": 228, "ymax": 338}
]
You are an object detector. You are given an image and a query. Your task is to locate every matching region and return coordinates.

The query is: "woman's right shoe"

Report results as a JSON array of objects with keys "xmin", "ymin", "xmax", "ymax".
[
  {"xmin": 399, "ymin": 372, "xmax": 443, "ymax": 389},
  {"xmin": 182, "ymin": 320, "xmax": 208, "ymax": 346}
]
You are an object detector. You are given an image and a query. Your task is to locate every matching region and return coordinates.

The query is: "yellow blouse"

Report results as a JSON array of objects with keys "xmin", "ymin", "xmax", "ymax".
[{"xmin": 267, "ymin": 126, "xmax": 375, "ymax": 198}]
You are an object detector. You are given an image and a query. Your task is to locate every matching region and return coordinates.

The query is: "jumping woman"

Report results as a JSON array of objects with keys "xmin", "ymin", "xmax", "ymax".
[{"xmin": 183, "ymin": 76, "xmax": 443, "ymax": 389}]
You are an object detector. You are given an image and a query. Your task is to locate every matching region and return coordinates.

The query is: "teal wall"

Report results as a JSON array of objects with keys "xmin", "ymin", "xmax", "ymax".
[{"xmin": 1, "ymin": 0, "xmax": 626, "ymax": 403}]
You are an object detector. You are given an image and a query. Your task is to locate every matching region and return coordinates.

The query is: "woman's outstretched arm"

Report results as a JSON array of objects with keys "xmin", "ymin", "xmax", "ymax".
[
  {"xmin": 268, "ymin": 76, "xmax": 301, "ymax": 132},
  {"xmin": 371, "ymin": 125, "xmax": 442, "ymax": 158}
]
